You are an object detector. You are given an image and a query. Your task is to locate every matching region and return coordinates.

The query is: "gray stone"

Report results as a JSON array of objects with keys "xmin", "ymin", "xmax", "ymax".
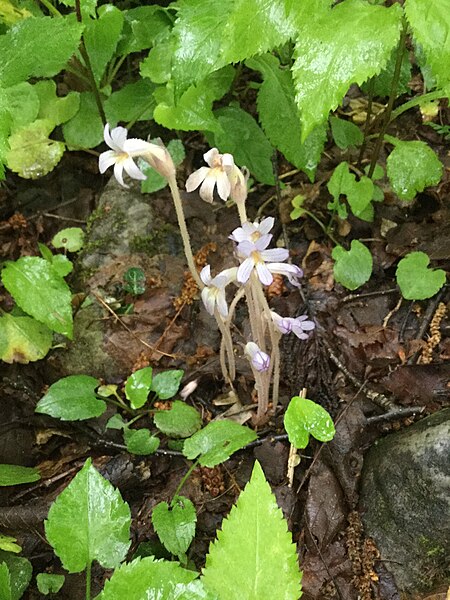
[{"xmin": 359, "ymin": 408, "xmax": 450, "ymax": 594}]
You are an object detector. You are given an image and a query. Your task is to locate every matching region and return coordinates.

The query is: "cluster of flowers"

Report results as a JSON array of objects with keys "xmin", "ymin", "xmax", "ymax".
[{"xmin": 99, "ymin": 125, "xmax": 314, "ymax": 406}]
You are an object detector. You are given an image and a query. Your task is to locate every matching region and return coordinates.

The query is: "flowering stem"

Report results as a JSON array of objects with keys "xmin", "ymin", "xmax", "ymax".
[{"xmin": 236, "ymin": 200, "xmax": 247, "ymax": 225}]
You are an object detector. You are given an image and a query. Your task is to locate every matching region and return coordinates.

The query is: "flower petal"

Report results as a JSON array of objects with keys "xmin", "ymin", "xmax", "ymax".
[
  {"xmin": 237, "ymin": 257, "xmax": 254, "ymax": 284},
  {"xmin": 215, "ymin": 171, "xmax": 231, "ymax": 201},
  {"xmin": 254, "ymin": 234, "xmax": 272, "ymax": 251},
  {"xmin": 255, "ymin": 262, "xmax": 274, "ymax": 286},
  {"xmin": 216, "ymin": 291, "xmax": 228, "ymax": 318},
  {"xmin": 109, "ymin": 126, "xmax": 128, "ymax": 151},
  {"xmin": 201, "ymin": 287, "xmax": 216, "ymax": 315},
  {"xmin": 186, "ymin": 167, "xmax": 209, "ymax": 193},
  {"xmin": 236, "ymin": 240, "xmax": 255, "ymax": 257},
  {"xmin": 259, "ymin": 217, "xmax": 275, "ymax": 235},
  {"xmin": 98, "ymin": 150, "xmax": 117, "ymax": 174},
  {"xmin": 199, "ymin": 173, "xmax": 217, "ymax": 203},
  {"xmin": 260, "ymin": 248, "xmax": 289, "ymax": 262},
  {"xmin": 221, "ymin": 153, "xmax": 235, "ymax": 172},
  {"xmin": 122, "ymin": 157, "xmax": 147, "ymax": 181},
  {"xmin": 204, "ymin": 148, "xmax": 219, "ymax": 167},
  {"xmin": 113, "ymin": 162, "xmax": 127, "ymax": 188},
  {"xmin": 200, "ymin": 264, "xmax": 212, "ymax": 286},
  {"xmin": 123, "ymin": 138, "xmax": 156, "ymax": 156}
]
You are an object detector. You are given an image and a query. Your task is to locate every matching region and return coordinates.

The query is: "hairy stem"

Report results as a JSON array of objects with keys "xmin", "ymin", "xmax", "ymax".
[{"xmin": 357, "ymin": 77, "xmax": 375, "ymax": 169}]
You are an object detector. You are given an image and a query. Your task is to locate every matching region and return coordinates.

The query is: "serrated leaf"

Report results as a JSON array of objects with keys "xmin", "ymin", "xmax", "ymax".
[
  {"xmin": 84, "ymin": 5, "xmax": 124, "ymax": 84},
  {"xmin": 327, "ymin": 161, "xmax": 374, "ymax": 221},
  {"xmin": 0, "ymin": 465, "xmax": 40, "ymax": 486},
  {"xmin": 396, "ymin": 252, "xmax": 446, "ymax": 300},
  {"xmin": 284, "ymin": 397, "xmax": 335, "ymax": 449},
  {"xmin": 36, "ymin": 573, "xmax": 65, "ymax": 595},
  {"xmin": 246, "ymin": 54, "xmax": 326, "ymax": 181},
  {"xmin": 6, "ymin": 118, "xmax": 65, "ymax": 179},
  {"xmin": 152, "ymin": 497, "xmax": 196, "ymax": 556},
  {"xmin": 293, "ymin": 0, "xmax": 402, "ymax": 140},
  {"xmin": 34, "ymin": 80, "xmax": 80, "ymax": 127},
  {"xmin": 0, "ymin": 15, "xmax": 83, "ymax": 87},
  {"xmin": 154, "ymin": 401, "xmax": 202, "ymax": 439},
  {"xmin": 52, "ymin": 227, "xmax": 85, "ymax": 253},
  {"xmin": 386, "ymin": 139, "xmax": 443, "ymax": 201},
  {"xmin": 405, "ymin": 0, "xmax": 450, "ymax": 89},
  {"xmin": 0, "ymin": 313, "xmax": 52, "ymax": 364},
  {"xmin": 117, "ymin": 6, "xmax": 172, "ymax": 55},
  {"xmin": 45, "ymin": 459, "xmax": 131, "ymax": 572},
  {"xmin": 0, "ymin": 0, "xmax": 33, "ymax": 26},
  {"xmin": 104, "ymin": 79, "xmax": 156, "ymax": 127},
  {"xmin": 201, "ymin": 461, "xmax": 301, "ymax": 599},
  {"xmin": 123, "ymin": 428, "xmax": 160, "ymax": 455},
  {"xmin": 171, "ymin": 0, "xmax": 294, "ymax": 93},
  {"xmin": 1, "ymin": 256, "xmax": 73, "ymax": 337},
  {"xmin": 0, "ymin": 552, "xmax": 32, "ymax": 600},
  {"xmin": 62, "ymin": 92, "xmax": 103, "ymax": 149},
  {"xmin": 151, "ymin": 369, "xmax": 184, "ymax": 400},
  {"xmin": 332, "ymin": 240, "xmax": 373, "ymax": 291},
  {"xmin": 329, "ymin": 116, "xmax": 363, "ymax": 150},
  {"xmin": 3, "ymin": 82, "xmax": 39, "ymax": 130},
  {"xmin": 35, "ymin": 375, "xmax": 105, "ymax": 421},
  {"xmin": 125, "ymin": 366, "xmax": 153, "ymax": 409},
  {"xmin": 183, "ymin": 420, "xmax": 257, "ymax": 468},
  {"xmin": 141, "ymin": 139, "xmax": 186, "ymax": 194},
  {"xmin": 210, "ymin": 105, "xmax": 275, "ymax": 185},
  {"xmin": 98, "ymin": 556, "xmax": 211, "ymax": 600}
]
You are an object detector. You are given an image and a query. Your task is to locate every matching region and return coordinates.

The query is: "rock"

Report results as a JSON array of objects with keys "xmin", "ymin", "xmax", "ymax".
[{"xmin": 359, "ymin": 409, "xmax": 450, "ymax": 595}]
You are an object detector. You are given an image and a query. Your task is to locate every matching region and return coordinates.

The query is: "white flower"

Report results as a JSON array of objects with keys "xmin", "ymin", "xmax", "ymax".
[
  {"xmin": 200, "ymin": 265, "xmax": 237, "ymax": 318},
  {"xmin": 230, "ymin": 217, "xmax": 275, "ymax": 243},
  {"xmin": 236, "ymin": 235, "xmax": 291, "ymax": 285},
  {"xmin": 244, "ymin": 342, "xmax": 270, "ymax": 372},
  {"xmin": 99, "ymin": 124, "xmax": 173, "ymax": 188},
  {"xmin": 270, "ymin": 311, "xmax": 294, "ymax": 335}
]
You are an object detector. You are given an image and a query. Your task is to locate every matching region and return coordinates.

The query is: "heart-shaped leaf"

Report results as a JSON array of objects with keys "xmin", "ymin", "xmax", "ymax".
[
  {"xmin": 154, "ymin": 401, "xmax": 202, "ymax": 439},
  {"xmin": 396, "ymin": 252, "xmax": 446, "ymax": 300},
  {"xmin": 152, "ymin": 496, "xmax": 196, "ymax": 556},
  {"xmin": 125, "ymin": 367, "xmax": 153, "ymax": 409},
  {"xmin": 332, "ymin": 240, "xmax": 373, "ymax": 290},
  {"xmin": 284, "ymin": 397, "xmax": 335, "ymax": 449}
]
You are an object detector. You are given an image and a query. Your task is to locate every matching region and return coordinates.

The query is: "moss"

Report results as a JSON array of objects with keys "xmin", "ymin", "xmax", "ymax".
[
  {"xmin": 417, "ymin": 537, "xmax": 449, "ymax": 590},
  {"xmin": 130, "ymin": 223, "xmax": 180, "ymax": 256}
]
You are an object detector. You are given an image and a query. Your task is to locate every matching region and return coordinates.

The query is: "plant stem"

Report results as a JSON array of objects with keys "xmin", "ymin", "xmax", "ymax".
[
  {"xmin": 172, "ymin": 460, "xmax": 199, "ymax": 502},
  {"xmin": 357, "ymin": 77, "xmax": 374, "ymax": 169},
  {"xmin": 38, "ymin": 0, "xmax": 61, "ymax": 17},
  {"xmin": 367, "ymin": 18, "xmax": 408, "ymax": 178},
  {"xmin": 85, "ymin": 562, "xmax": 91, "ymax": 600},
  {"xmin": 389, "ymin": 89, "xmax": 445, "ymax": 123}
]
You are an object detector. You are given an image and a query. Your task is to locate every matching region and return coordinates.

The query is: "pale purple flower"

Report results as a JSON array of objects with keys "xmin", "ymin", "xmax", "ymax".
[
  {"xmin": 230, "ymin": 217, "xmax": 275, "ymax": 244},
  {"xmin": 236, "ymin": 235, "xmax": 291, "ymax": 285},
  {"xmin": 270, "ymin": 311, "xmax": 294, "ymax": 335},
  {"xmin": 200, "ymin": 265, "xmax": 237, "ymax": 318},
  {"xmin": 99, "ymin": 124, "xmax": 172, "ymax": 187},
  {"xmin": 291, "ymin": 315, "xmax": 315, "ymax": 340},
  {"xmin": 245, "ymin": 342, "xmax": 270, "ymax": 372}
]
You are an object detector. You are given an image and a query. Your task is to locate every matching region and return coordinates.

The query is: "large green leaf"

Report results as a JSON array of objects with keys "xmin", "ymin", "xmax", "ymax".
[
  {"xmin": 171, "ymin": 0, "xmax": 294, "ymax": 93},
  {"xmin": 284, "ymin": 397, "xmax": 335, "ymax": 449},
  {"xmin": 34, "ymin": 80, "xmax": 80, "ymax": 127},
  {"xmin": 35, "ymin": 375, "xmax": 105, "ymax": 421},
  {"xmin": 246, "ymin": 54, "xmax": 326, "ymax": 181},
  {"xmin": 183, "ymin": 420, "xmax": 257, "ymax": 467},
  {"xmin": 386, "ymin": 139, "xmax": 443, "ymax": 201},
  {"xmin": 84, "ymin": 5, "xmax": 124, "ymax": 84},
  {"xmin": 152, "ymin": 497, "xmax": 196, "ymax": 556},
  {"xmin": 396, "ymin": 252, "xmax": 446, "ymax": 300},
  {"xmin": 211, "ymin": 105, "xmax": 275, "ymax": 185},
  {"xmin": 62, "ymin": 92, "xmax": 104, "ymax": 149},
  {"xmin": 104, "ymin": 79, "xmax": 156, "ymax": 126},
  {"xmin": 98, "ymin": 556, "xmax": 212, "ymax": 600},
  {"xmin": 154, "ymin": 401, "xmax": 202, "ymax": 439},
  {"xmin": 1, "ymin": 256, "xmax": 73, "ymax": 337},
  {"xmin": 405, "ymin": 0, "xmax": 450, "ymax": 89},
  {"xmin": 0, "ymin": 551, "xmax": 32, "ymax": 600},
  {"xmin": 201, "ymin": 461, "xmax": 301, "ymax": 599},
  {"xmin": 0, "ymin": 313, "xmax": 52, "ymax": 364},
  {"xmin": 45, "ymin": 459, "xmax": 131, "ymax": 572},
  {"xmin": 117, "ymin": 6, "xmax": 172, "ymax": 55},
  {"xmin": 332, "ymin": 240, "xmax": 373, "ymax": 291},
  {"xmin": 0, "ymin": 15, "xmax": 83, "ymax": 87},
  {"xmin": 2, "ymin": 82, "xmax": 39, "ymax": 130},
  {"xmin": 293, "ymin": 0, "xmax": 402, "ymax": 140},
  {"xmin": 0, "ymin": 465, "xmax": 40, "ymax": 487}
]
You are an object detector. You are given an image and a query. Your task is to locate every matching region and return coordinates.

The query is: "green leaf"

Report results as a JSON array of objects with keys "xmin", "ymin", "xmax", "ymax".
[
  {"xmin": 62, "ymin": 92, "xmax": 104, "ymax": 149},
  {"xmin": 151, "ymin": 369, "xmax": 184, "ymax": 400},
  {"xmin": 3, "ymin": 82, "xmax": 39, "ymax": 130},
  {"xmin": 0, "ymin": 562, "xmax": 10, "ymax": 600},
  {"xmin": 246, "ymin": 54, "xmax": 326, "ymax": 181},
  {"xmin": 125, "ymin": 366, "xmax": 153, "ymax": 409},
  {"xmin": 201, "ymin": 461, "xmax": 301, "ymax": 600},
  {"xmin": 0, "ymin": 551, "xmax": 32, "ymax": 600},
  {"xmin": 362, "ymin": 49, "xmax": 411, "ymax": 97},
  {"xmin": 140, "ymin": 30, "xmax": 175, "ymax": 84},
  {"xmin": 34, "ymin": 80, "xmax": 80, "ymax": 126},
  {"xmin": 171, "ymin": 0, "xmax": 293, "ymax": 92},
  {"xmin": 211, "ymin": 105, "xmax": 275, "ymax": 185},
  {"xmin": 117, "ymin": 6, "xmax": 172, "ymax": 55},
  {"xmin": 49, "ymin": 254, "xmax": 73, "ymax": 278},
  {"xmin": 58, "ymin": 0, "xmax": 97, "ymax": 19},
  {"xmin": 386, "ymin": 139, "xmax": 443, "ymax": 201},
  {"xmin": 35, "ymin": 375, "xmax": 105, "ymax": 421},
  {"xmin": 45, "ymin": 459, "xmax": 131, "ymax": 572},
  {"xmin": 293, "ymin": 0, "xmax": 402, "ymax": 140},
  {"xmin": 183, "ymin": 420, "xmax": 257, "ymax": 468},
  {"xmin": 0, "ymin": 536, "xmax": 21, "ymax": 554},
  {"xmin": 152, "ymin": 497, "xmax": 196, "ymax": 556},
  {"xmin": 122, "ymin": 267, "xmax": 146, "ymax": 295},
  {"xmin": 104, "ymin": 79, "xmax": 156, "ymax": 127},
  {"xmin": 396, "ymin": 252, "xmax": 446, "ymax": 300},
  {"xmin": 123, "ymin": 428, "xmax": 160, "ymax": 455},
  {"xmin": 0, "ymin": 465, "xmax": 40, "ymax": 486},
  {"xmin": 0, "ymin": 15, "xmax": 83, "ymax": 87},
  {"xmin": 332, "ymin": 240, "xmax": 373, "ymax": 291},
  {"xmin": 36, "ymin": 573, "xmax": 65, "ymax": 595},
  {"xmin": 52, "ymin": 228, "xmax": 85, "ymax": 253},
  {"xmin": 405, "ymin": 0, "xmax": 450, "ymax": 89},
  {"xmin": 327, "ymin": 162, "xmax": 374, "ymax": 221},
  {"xmin": 84, "ymin": 5, "xmax": 124, "ymax": 84},
  {"xmin": 0, "ymin": 313, "xmax": 52, "ymax": 364},
  {"xmin": 154, "ymin": 401, "xmax": 202, "ymax": 439},
  {"xmin": 5, "ymin": 118, "xmax": 65, "ymax": 179},
  {"xmin": 329, "ymin": 116, "xmax": 363, "ymax": 150},
  {"xmin": 97, "ymin": 556, "xmax": 210, "ymax": 600},
  {"xmin": 106, "ymin": 414, "xmax": 126, "ymax": 430},
  {"xmin": 284, "ymin": 397, "xmax": 335, "ymax": 449},
  {"xmin": 1, "ymin": 256, "xmax": 73, "ymax": 337},
  {"xmin": 141, "ymin": 139, "xmax": 186, "ymax": 194}
]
